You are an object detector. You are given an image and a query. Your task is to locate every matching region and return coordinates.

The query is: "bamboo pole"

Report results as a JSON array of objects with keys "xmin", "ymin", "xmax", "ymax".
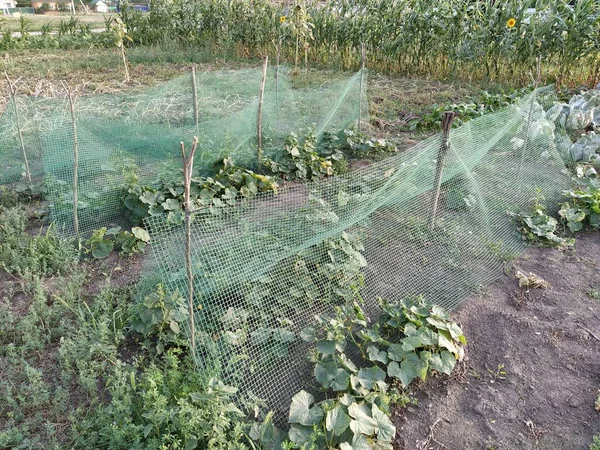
[
  {"xmin": 181, "ymin": 137, "xmax": 199, "ymax": 356},
  {"xmin": 358, "ymin": 43, "xmax": 366, "ymax": 133},
  {"xmin": 257, "ymin": 55, "xmax": 269, "ymax": 165},
  {"xmin": 4, "ymin": 73, "xmax": 31, "ymax": 182},
  {"xmin": 429, "ymin": 111, "xmax": 455, "ymax": 231},
  {"xmin": 191, "ymin": 66, "xmax": 199, "ymax": 127},
  {"xmin": 63, "ymin": 81, "xmax": 80, "ymax": 236}
]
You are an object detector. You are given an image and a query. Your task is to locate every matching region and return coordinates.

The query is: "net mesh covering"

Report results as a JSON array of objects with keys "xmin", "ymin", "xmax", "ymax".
[
  {"xmin": 0, "ymin": 66, "xmax": 365, "ymax": 233},
  {"xmin": 143, "ymin": 87, "xmax": 571, "ymax": 416},
  {"xmin": 1, "ymin": 70, "xmax": 573, "ymax": 417}
]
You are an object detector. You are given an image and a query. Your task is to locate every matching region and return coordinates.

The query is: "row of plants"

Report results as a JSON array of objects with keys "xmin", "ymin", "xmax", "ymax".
[
  {"xmin": 0, "ymin": 198, "xmax": 468, "ymax": 448},
  {"xmin": 120, "ymin": 128, "xmax": 395, "ymax": 225},
  {"xmin": 286, "ymin": 296, "xmax": 465, "ymax": 449},
  {"xmin": 118, "ymin": 0, "xmax": 600, "ymax": 85},
  {"xmin": 0, "ymin": 202, "xmax": 279, "ymax": 449},
  {"xmin": 0, "ymin": 14, "xmax": 126, "ymax": 51},
  {"xmin": 408, "ymin": 87, "xmax": 533, "ymax": 131},
  {"xmin": 513, "ymin": 168, "xmax": 599, "ymax": 247}
]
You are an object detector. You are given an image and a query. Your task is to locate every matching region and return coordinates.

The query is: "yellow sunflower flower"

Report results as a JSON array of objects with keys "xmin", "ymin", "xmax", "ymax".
[
  {"xmin": 507, "ymin": 18, "xmax": 516, "ymax": 28},
  {"xmin": 280, "ymin": 16, "xmax": 287, "ymax": 24}
]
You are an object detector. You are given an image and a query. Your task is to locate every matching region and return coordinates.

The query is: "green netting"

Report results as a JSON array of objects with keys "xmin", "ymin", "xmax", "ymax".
[
  {"xmin": 0, "ymin": 66, "xmax": 365, "ymax": 234},
  {"xmin": 143, "ymin": 87, "xmax": 571, "ymax": 417},
  {"xmin": 0, "ymin": 95, "xmax": 44, "ymax": 184}
]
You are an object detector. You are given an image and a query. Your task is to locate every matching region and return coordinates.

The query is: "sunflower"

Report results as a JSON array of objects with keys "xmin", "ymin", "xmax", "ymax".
[
  {"xmin": 506, "ymin": 18, "xmax": 516, "ymax": 28},
  {"xmin": 280, "ymin": 16, "xmax": 286, "ymax": 24}
]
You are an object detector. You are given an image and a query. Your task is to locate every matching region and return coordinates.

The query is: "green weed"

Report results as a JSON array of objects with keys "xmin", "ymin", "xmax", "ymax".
[{"xmin": 0, "ymin": 206, "xmax": 77, "ymax": 277}]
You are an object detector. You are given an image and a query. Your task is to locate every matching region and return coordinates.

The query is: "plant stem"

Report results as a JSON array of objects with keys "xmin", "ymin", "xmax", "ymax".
[
  {"xmin": 181, "ymin": 137, "xmax": 199, "ymax": 356},
  {"xmin": 257, "ymin": 55, "xmax": 268, "ymax": 167},
  {"xmin": 3, "ymin": 73, "xmax": 31, "ymax": 182},
  {"xmin": 63, "ymin": 81, "xmax": 80, "ymax": 236},
  {"xmin": 191, "ymin": 66, "xmax": 199, "ymax": 127}
]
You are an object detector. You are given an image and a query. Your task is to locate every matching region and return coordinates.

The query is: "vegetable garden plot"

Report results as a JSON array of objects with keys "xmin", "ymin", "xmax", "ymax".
[
  {"xmin": 0, "ymin": 66, "xmax": 365, "ymax": 234},
  {"xmin": 143, "ymin": 88, "xmax": 573, "ymax": 418}
]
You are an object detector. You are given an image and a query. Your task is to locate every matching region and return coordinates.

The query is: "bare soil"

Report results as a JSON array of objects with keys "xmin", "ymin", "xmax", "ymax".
[{"xmin": 393, "ymin": 232, "xmax": 600, "ymax": 450}]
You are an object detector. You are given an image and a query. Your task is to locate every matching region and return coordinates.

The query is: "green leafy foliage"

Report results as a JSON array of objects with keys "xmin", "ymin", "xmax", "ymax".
[
  {"xmin": 201, "ymin": 228, "xmax": 367, "ymax": 381},
  {"xmin": 0, "ymin": 250, "xmax": 276, "ymax": 449},
  {"xmin": 81, "ymin": 226, "xmax": 150, "ymax": 259},
  {"xmin": 130, "ymin": 284, "xmax": 189, "ymax": 354},
  {"xmin": 337, "ymin": 129, "xmax": 397, "ymax": 160},
  {"xmin": 123, "ymin": 157, "xmax": 278, "ymax": 224},
  {"xmin": 512, "ymin": 191, "xmax": 573, "ymax": 248},
  {"xmin": 409, "ymin": 88, "xmax": 530, "ymax": 131},
  {"xmin": 117, "ymin": 0, "xmax": 600, "ymax": 86},
  {"xmin": 263, "ymin": 130, "xmax": 344, "ymax": 181},
  {"xmin": 559, "ymin": 175, "xmax": 600, "ymax": 232},
  {"xmin": 286, "ymin": 296, "xmax": 464, "ymax": 448},
  {"xmin": 0, "ymin": 206, "xmax": 77, "ymax": 277}
]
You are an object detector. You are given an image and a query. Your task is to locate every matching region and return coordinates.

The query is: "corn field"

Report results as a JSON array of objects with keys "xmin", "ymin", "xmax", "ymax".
[{"xmin": 120, "ymin": 0, "xmax": 600, "ymax": 86}]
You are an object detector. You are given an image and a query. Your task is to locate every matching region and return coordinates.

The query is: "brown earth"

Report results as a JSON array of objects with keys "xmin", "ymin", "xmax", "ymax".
[{"xmin": 393, "ymin": 232, "xmax": 600, "ymax": 450}]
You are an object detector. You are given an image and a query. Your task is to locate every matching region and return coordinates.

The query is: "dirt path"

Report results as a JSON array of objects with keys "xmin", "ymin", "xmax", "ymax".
[{"xmin": 394, "ymin": 232, "xmax": 600, "ymax": 450}]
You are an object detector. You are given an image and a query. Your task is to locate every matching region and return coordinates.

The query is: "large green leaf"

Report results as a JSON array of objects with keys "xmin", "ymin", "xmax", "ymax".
[
  {"xmin": 300, "ymin": 327, "xmax": 317, "ymax": 342},
  {"xmin": 367, "ymin": 345, "xmax": 388, "ymax": 364},
  {"xmin": 288, "ymin": 424, "xmax": 313, "ymax": 445},
  {"xmin": 91, "ymin": 240, "xmax": 113, "ymax": 259},
  {"xmin": 430, "ymin": 350, "xmax": 457, "ymax": 375},
  {"xmin": 356, "ymin": 366, "xmax": 386, "ymax": 390},
  {"xmin": 340, "ymin": 434, "xmax": 372, "ymax": 450},
  {"xmin": 401, "ymin": 334, "xmax": 423, "ymax": 352},
  {"xmin": 387, "ymin": 353, "xmax": 423, "ymax": 387},
  {"xmin": 326, "ymin": 404, "xmax": 351, "ymax": 436},
  {"xmin": 438, "ymin": 331, "xmax": 459, "ymax": 355},
  {"xmin": 315, "ymin": 362, "xmax": 350, "ymax": 391},
  {"xmin": 386, "ymin": 343, "xmax": 407, "ymax": 362},
  {"xmin": 316, "ymin": 339, "xmax": 336, "ymax": 355},
  {"xmin": 371, "ymin": 404, "xmax": 396, "ymax": 443},
  {"xmin": 289, "ymin": 391, "xmax": 323, "ymax": 426},
  {"xmin": 348, "ymin": 403, "xmax": 376, "ymax": 435},
  {"xmin": 132, "ymin": 226, "xmax": 150, "ymax": 242}
]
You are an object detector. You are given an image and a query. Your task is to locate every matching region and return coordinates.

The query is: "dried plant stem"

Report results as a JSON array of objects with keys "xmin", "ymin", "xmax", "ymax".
[
  {"xmin": 191, "ymin": 66, "xmax": 199, "ymax": 127},
  {"xmin": 121, "ymin": 44, "xmax": 130, "ymax": 83},
  {"xmin": 358, "ymin": 42, "xmax": 366, "ymax": 133},
  {"xmin": 429, "ymin": 111, "xmax": 455, "ymax": 231},
  {"xmin": 257, "ymin": 55, "xmax": 268, "ymax": 165},
  {"xmin": 63, "ymin": 81, "xmax": 80, "ymax": 236},
  {"xmin": 181, "ymin": 137, "xmax": 199, "ymax": 355},
  {"xmin": 4, "ymin": 73, "xmax": 31, "ymax": 182}
]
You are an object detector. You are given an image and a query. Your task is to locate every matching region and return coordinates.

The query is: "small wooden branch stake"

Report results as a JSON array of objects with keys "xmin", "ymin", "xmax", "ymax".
[
  {"xmin": 429, "ymin": 111, "xmax": 455, "ymax": 231},
  {"xmin": 181, "ymin": 137, "xmax": 199, "ymax": 356},
  {"xmin": 358, "ymin": 42, "xmax": 366, "ymax": 133},
  {"xmin": 191, "ymin": 66, "xmax": 199, "ymax": 127},
  {"xmin": 4, "ymin": 73, "xmax": 31, "ymax": 182},
  {"xmin": 275, "ymin": 41, "xmax": 281, "ymax": 112},
  {"xmin": 63, "ymin": 81, "xmax": 80, "ymax": 236},
  {"xmin": 257, "ymin": 55, "xmax": 269, "ymax": 165}
]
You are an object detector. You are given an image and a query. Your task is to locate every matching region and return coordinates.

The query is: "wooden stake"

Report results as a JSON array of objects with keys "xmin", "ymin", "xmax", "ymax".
[
  {"xmin": 429, "ymin": 112, "xmax": 455, "ymax": 231},
  {"xmin": 4, "ymin": 73, "xmax": 31, "ymax": 182},
  {"xmin": 275, "ymin": 41, "xmax": 281, "ymax": 112},
  {"xmin": 257, "ymin": 55, "xmax": 268, "ymax": 165},
  {"xmin": 358, "ymin": 43, "xmax": 366, "ymax": 133},
  {"xmin": 181, "ymin": 137, "xmax": 199, "ymax": 356},
  {"xmin": 63, "ymin": 81, "xmax": 80, "ymax": 236},
  {"xmin": 191, "ymin": 66, "xmax": 199, "ymax": 127}
]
